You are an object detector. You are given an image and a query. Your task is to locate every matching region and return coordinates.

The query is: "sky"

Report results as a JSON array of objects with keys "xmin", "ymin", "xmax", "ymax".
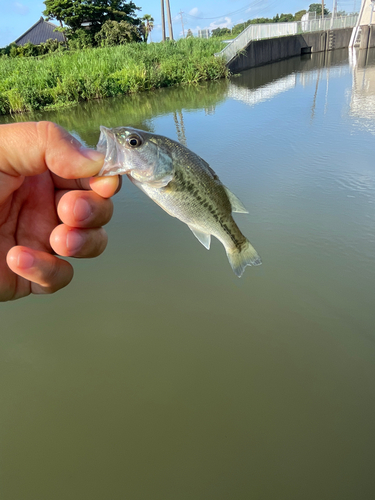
[{"xmin": 0, "ymin": 0, "xmax": 360, "ymax": 47}]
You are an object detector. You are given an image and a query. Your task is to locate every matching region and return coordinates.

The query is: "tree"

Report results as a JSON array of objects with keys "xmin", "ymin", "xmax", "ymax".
[
  {"xmin": 277, "ymin": 13, "xmax": 294, "ymax": 22},
  {"xmin": 308, "ymin": 3, "xmax": 330, "ymax": 16},
  {"xmin": 43, "ymin": 0, "xmax": 141, "ymax": 44},
  {"xmin": 294, "ymin": 10, "xmax": 307, "ymax": 21},
  {"xmin": 186, "ymin": 28, "xmax": 193, "ymax": 38},
  {"xmin": 95, "ymin": 19, "xmax": 141, "ymax": 46},
  {"xmin": 232, "ymin": 23, "xmax": 249, "ymax": 36},
  {"xmin": 211, "ymin": 27, "xmax": 230, "ymax": 37},
  {"xmin": 140, "ymin": 14, "xmax": 154, "ymax": 43},
  {"xmin": 0, "ymin": 43, "xmax": 18, "ymax": 57},
  {"xmin": 249, "ymin": 17, "xmax": 273, "ymax": 24}
]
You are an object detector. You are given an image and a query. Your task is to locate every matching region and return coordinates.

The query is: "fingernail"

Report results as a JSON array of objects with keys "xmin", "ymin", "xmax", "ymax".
[
  {"xmin": 74, "ymin": 198, "xmax": 92, "ymax": 221},
  {"xmin": 17, "ymin": 251, "xmax": 34, "ymax": 269},
  {"xmin": 66, "ymin": 230, "xmax": 84, "ymax": 253},
  {"xmin": 79, "ymin": 146, "xmax": 105, "ymax": 163}
]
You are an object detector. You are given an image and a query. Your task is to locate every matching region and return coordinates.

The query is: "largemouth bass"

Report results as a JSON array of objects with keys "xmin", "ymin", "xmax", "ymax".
[{"xmin": 97, "ymin": 126, "xmax": 261, "ymax": 277}]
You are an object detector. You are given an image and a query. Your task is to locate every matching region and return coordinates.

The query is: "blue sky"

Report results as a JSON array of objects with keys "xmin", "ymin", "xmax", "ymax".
[{"xmin": 0, "ymin": 0, "xmax": 359, "ymax": 47}]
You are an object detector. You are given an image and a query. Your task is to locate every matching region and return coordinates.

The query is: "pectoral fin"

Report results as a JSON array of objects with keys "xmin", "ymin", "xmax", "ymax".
[
  {"xmin": 188, "ymin": 226, "xmax": 211, "ymax": 250},
  {"xmin": 224, "ymin": 187, "xmax": 248, "ymax": 214}
]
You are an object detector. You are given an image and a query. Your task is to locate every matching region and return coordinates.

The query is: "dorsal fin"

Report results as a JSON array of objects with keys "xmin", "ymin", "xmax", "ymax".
[{"xmin": 224, "ymin": 187, "xmax": 248, "ymax": 213}]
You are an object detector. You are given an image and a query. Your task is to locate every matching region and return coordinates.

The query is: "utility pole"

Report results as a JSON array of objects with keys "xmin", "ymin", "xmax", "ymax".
[
  {"xmin": 179, "ymin": 10, "xmax": 185, "ymax": 38},
  {"xmin": 161, "ymin": 0, "xmax": 166, "ymax": 41},
  {"xmin": 332, "ymin": 0, "xmax": 337, "ymax": 18},
  {"xmin": 321, "ymin": 0, "xmax": 325, "ymax": 21},
  {"xmin": 165, "ymin": 0, "xmax": 174, "ymax": 40}
]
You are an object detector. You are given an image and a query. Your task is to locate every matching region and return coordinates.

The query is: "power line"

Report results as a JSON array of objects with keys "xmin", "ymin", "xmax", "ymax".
[
  {"xmin": 154, "ymin": 0, "xmax": 293, "ymax": 34},
  {"xmin": 183, "ymin": 0, "xmax": 265, "ymax": 20},
  {"xmin": 183, "ymin": 0, "xmax": 280, "ymax": 26}
]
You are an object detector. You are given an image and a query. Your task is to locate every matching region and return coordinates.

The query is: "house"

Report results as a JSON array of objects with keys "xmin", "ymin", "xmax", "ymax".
[{"xmin": 14, "ymin": 17, "xmax": 65, "ymax": 46}]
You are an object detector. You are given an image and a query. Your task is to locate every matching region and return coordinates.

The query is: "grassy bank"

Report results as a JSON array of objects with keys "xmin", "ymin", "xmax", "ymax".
[{"xmin": 0, "ymin": 38, "xmax": 229, "ymax": 115}]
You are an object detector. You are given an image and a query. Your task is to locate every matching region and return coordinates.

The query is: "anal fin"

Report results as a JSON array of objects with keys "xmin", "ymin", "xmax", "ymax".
[{"xmin": 188, "ymin": 226, "xmax": 211, "ymax": 250}]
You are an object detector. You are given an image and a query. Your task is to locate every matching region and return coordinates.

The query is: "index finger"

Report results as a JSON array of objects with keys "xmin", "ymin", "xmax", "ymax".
[{"xmin": 52, "ymin": 174, "xmax": 122, "ymax": 198}]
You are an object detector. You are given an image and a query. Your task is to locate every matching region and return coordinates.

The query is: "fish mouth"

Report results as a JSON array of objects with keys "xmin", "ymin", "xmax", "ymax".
[{"xmin": 96, "ymin": 126, "xmax": 127, "ymax": 177}]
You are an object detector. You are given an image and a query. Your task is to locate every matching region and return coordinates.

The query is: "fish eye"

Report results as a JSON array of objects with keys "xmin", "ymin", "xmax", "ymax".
[{"xmin": 126, "ymin": 134, "xmax": 143, "ymax": 148}]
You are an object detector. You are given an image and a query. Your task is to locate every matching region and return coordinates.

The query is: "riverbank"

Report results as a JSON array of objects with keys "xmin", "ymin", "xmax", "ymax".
[{"xmin": 0, "ymin": 38, "xmax": 229, "ymax": 115}]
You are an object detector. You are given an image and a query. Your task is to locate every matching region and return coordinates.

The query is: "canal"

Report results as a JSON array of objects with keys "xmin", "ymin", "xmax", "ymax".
[{"xmin": 1, "ymin": 48, "xmax": 375, "ymax": 499}]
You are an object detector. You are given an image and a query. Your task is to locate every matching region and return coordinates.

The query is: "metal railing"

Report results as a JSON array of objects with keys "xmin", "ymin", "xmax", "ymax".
[{"xmin": 217, "ymin": 15, "xmax": 359, "ymax": 63}]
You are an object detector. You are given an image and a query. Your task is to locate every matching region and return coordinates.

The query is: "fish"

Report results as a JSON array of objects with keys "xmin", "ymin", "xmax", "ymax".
[{"xmin": 96, "ymin": 126, "xmax": 261, "ymax": 277}]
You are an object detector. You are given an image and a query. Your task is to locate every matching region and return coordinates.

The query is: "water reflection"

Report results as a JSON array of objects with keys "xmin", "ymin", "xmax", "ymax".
[
  {"xmin": 228, "ymin": 49, "xmax": 351, "ymax": 115},
  {"xmin": 1, "ymin": 49, "xmax": 375, "ymax": 500},
  {"xmin": 3, "ymin": 48, "xmax": 374, "ymax": 145},
  {"xmin": 172, "ymin": 110, "xmax": 187, "ymax": 146},
  {"xmin": 350, "ymin": 48, "xmax": 375, "ymax": 134},
  {"xmin": 1, "ymin": 80, "xmax": 229, "ymax": 146}
]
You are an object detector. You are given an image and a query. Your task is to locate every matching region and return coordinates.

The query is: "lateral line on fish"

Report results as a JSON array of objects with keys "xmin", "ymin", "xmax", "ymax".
[{"xmin": 173, "ymin": 170, "xmax": 242, "ymax": 248}]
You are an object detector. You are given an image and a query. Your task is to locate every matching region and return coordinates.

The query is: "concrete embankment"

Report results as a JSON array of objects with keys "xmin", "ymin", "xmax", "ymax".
[{"xmin": 228, "ymin": 26, "xmax": 375, "ymax": 73}]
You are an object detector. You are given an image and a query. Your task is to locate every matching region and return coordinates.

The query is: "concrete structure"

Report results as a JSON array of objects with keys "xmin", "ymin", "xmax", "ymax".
[
  {"xmin": 357, "ymin": 0, "xmax": 375, "ymax": 26},
  {"xmin": 227, "ymin": 28, "xmax": 356, "ymax": 74},
  {"xmin": 349, "ymin": 47, "xmax": 375, "ymax": 134},
  {"xmin": 218, "ymin": 16, "xmax": 357, "ymax": 64},
  {"xmin": 358, "ymin": 25, "xmax": 375, "ymax": 48},
  {"xmin": 350, "ymin": 0, "xmax": 375, "ymax": 47},
  {"xmin": 198, "ymin": 29, "xmax": 210, "ymax": 39}
]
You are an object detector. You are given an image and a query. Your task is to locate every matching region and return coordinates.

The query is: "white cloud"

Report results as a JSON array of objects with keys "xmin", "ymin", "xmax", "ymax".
[
  {"xmin": 209, "ymin": 17, "xmax": 233, "ymax": 30},
  {"xmin": 189, "ymin": 7, "xmax": 199, "ymax": 16},
  {"xmin": 194, "ymin": 17, "xmax": 233, "ymax": 34},
  {"xmin": 13, "ymin": 2, "xmax": 29, "ymax": 15}
]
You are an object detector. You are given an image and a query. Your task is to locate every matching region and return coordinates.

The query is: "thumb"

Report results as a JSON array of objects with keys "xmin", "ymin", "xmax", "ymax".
[{"xmin": 0, "ymin": 121, "xmax": 104, "ymax": 180}]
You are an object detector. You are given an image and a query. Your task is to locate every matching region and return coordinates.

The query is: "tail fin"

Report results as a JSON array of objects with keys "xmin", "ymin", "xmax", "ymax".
[{"xmin": 226, "ymin": 240, "xmax": 262, "ymax": 278}]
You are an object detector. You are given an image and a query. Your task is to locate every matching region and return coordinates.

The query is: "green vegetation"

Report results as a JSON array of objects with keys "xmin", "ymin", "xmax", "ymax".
[
  {"xmin": 95, "ymin": 20, "xmax": 141, "ymax": 46},
  {"xmin": 212, "ymin": 3, "xmax": 338, "ymax": 38},
  {"xmin": 140, "ymin": 14, "xmax": 154, "ymax": 43},
  {"xmin": 0, "ymin": 38, "xmax": 229, "ymax": 115},
  {"xmin": 308, "ymin": 3, "xmax": 330, "ymax": 16},
  {"xmin": 43, "ymin": 0, "xmax": 142, "ymax": 47},
  {"xmin": 0, "ymin": 39, "xmax": 66, "ymax": 58},
  {"xmin": 294, "ymin": 10, "xmax": 308, "ymax": 22},
  {"xmin": 212, "ymin": 9, "xmax": 308, "ymax": 39}
]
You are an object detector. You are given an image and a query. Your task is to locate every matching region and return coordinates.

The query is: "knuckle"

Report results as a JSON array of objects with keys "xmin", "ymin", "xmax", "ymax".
[{"xmin": 87, "ymin": 228, "xmax": 108, "ymax": 257}]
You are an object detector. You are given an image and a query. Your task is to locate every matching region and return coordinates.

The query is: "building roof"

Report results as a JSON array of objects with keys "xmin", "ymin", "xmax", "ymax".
[{"xmin": 14, "ymin": 17, "xmax": 65, "ymax": 46}]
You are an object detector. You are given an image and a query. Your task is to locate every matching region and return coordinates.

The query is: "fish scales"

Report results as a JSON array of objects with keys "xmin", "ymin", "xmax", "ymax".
[
  {"xmin": 157, "ymin": 144, "xmax": 247, "ymax": 250},
  {"xmin": 96, "ymin": 126, "xmax": 261, "ymax": 277}
]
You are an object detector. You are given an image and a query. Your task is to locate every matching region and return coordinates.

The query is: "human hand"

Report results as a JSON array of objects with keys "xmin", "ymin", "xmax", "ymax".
[{"xmin": 0, "ymin": 121, "xmax": 120, "ymax": 301}]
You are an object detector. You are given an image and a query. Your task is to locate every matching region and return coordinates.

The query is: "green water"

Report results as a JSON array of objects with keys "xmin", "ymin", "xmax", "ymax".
[{"xmin": 1, "ymin": 48, "xmax": 375, "ymax": 499}]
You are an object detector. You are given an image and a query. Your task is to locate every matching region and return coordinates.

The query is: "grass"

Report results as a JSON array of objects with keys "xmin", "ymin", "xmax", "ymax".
[{"xmin": 0, "ymin": 38, "xmax": 230, "ymax": 115}]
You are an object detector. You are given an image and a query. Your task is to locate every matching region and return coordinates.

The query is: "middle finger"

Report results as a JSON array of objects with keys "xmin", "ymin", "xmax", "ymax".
[{"xmin": 56, "ymin": 190, "xmax": 114, "ymax": 228}]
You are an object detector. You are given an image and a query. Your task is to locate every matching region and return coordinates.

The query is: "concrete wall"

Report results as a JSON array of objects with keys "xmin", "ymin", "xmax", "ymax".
[
  {"xmin": 357, "ymin": 0, "xmax": 375, "ymax": 26},
  {"xmin": 228, "ymin": 28, "xmax": 353, "ymax": 73},
  {"xmin": 359, "ymin": 25, "xmax": 375, "ymax": 49}
]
